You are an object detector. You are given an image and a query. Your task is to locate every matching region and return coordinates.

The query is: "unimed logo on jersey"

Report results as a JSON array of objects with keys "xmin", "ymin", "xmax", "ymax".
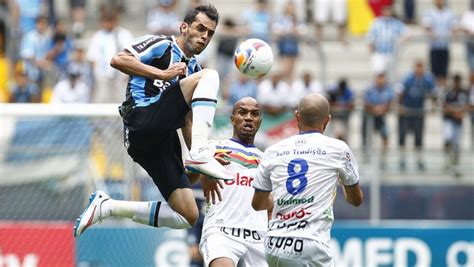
[
  {"xmin": 277, "ymin": 196, "xmax": 314, "ymax": 206},
  {"xmin": 224, "ymin": 173, "xmax": 254, "ymax": 187}
]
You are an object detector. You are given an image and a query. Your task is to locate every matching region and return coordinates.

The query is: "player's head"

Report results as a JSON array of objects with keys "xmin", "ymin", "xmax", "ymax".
[
  {"xmin": 231, "ymin": 97, "xmax": 262, "ymax": 144},
  {"xmin": 179, "ymin": 5, "xmax": 219, "ymax": 56},
  {"xmin": 295, "ymin": 93, "xmax": 331, "ymax": 133}
]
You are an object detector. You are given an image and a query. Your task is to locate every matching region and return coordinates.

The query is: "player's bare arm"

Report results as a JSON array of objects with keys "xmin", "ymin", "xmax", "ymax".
[
  {"xmin": 110, "ymin": 50, "xmax": 186, "ymax": 80},
  {"xmin": 252, "ymin": 191, "xmax": 273, "ymax": 211},
  {"xmin": 342, "ymin": 182, "xmax": 364, "ymax": 207}
]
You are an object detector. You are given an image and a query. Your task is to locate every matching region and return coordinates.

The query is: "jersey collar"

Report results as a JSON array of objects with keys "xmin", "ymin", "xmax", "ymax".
[
  {"xmin": 298, "ymin": 130, "xmax": 321, "ymax": 135},
  {"xmin": 230, "ymin": 138, "xmax": 255, "ymax": 148},
  {"xmin": 171, "ymin": 35, "xmax": 191, "ymax": 61}
]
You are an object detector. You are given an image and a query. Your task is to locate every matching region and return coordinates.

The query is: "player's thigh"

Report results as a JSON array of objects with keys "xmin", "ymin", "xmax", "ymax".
[
  {"xmin": 240, "ymin": 241, "xmax": 267, "ymax": 267},
  {"xmin": 200, "ymin": 233, "xmax": 246, "ymax": 267},
  {"xmin": 179, "ymin": 69, "xmax": 219, "ymax": 104}
]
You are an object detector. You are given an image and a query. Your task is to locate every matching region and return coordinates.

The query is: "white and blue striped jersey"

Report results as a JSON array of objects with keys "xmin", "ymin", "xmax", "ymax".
[
  {"xmin": 202, "ymin": 138, "xmax": 268, "ymax": 233},
  {"xmin": 124, "ymin": 35, "xmax": 202, "ymax": 107},
  {"xmin": 367, "ymin": 17, "xmax": 406, "ymax": 54},
  {"xmin": 253, "ymin": 131, "xmax": 359, "ymax": 243}
]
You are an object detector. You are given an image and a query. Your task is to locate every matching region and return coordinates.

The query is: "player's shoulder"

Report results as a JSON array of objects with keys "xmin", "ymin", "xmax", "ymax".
[{"xmin": 130, "ymin": 34, "xmax": 172, "ymax": 49}]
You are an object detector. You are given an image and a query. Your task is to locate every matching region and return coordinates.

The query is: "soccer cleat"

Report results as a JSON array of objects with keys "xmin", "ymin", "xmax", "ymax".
[
  {"xmin": 185, "ymin": 145, "xmax": 234, "ymax": 181},
  {"xmin": 73, "ymin": 190, "xmax": 110, "ymax": 238}
]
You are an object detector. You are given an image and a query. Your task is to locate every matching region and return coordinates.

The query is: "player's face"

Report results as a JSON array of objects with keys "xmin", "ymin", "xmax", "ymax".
[
  {"xmin": 182, "ymin": 13, "xmax": 216, "ymax": 56},
  {"xmin": 231, "ymin": 101, "xmax": 262, "ymax": 143}
]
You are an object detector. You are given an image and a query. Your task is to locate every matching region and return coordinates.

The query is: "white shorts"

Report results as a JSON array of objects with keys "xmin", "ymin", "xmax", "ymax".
[
  {"xmin": 314, "ymin": 0, "xmax": 347, "ymax": 25},
  {"xmin": 264, "ymin": 236, "xmax": 334, "ymax": 267},
  {"xmin": 199, "ymin": 227, "xmax": 267, "ymax": 267},
  {"xmin": 371, "ymin": 53, "xmax": 394, "ymax": 75}
]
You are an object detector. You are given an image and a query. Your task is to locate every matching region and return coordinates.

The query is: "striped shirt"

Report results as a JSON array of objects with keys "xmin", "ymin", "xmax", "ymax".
[
  {"xmin": 124, "ymin": 35, "xmax": 202, "ymax": 107},
  {"xmin": 367, "ymin": 17, "xmax": 406, "ymax": 54},
  {"xmin": 422, "ymin": 7, "xmax": 457, "ymax": 49},
  {"xmin": 202, "ymin": 138, "xmax": 268, "ymax": 232}
]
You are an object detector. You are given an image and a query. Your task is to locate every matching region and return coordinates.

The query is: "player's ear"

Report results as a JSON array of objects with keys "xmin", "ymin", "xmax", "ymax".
[{"xmin": 180, "ymin": 22, "xmax": 188, "ymax": 34}]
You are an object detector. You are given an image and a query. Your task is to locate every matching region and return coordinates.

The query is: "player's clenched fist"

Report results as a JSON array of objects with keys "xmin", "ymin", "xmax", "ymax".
[{"xmin": 161, "ymin": 62, "xmax": 187, "ymax": 81}]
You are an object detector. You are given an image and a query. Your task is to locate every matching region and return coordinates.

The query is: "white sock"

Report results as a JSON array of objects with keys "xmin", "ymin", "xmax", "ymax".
[
  {"xmin": 156, "ymin": 202, "xmax": 191, "ymax": 229},
  {"xmin": 190, "ymin": 69, "xmax": 219, "ymax": 150},
  {"xmin": 103, "ymin": 200, "xmax": 190, "ymax": 229}
]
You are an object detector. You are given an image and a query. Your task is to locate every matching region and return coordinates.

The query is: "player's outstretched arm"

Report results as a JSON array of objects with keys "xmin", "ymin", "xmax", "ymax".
[
  {"xmin": 252, "ymin": 191, "xmax": 273, "ymax": 211},
  {"xmin": 110, "ymin": 50, "xmax": 185, "ymax": 80},
  {"xmin": 342, "ymin": 183, "xmax": 363, "ymax": 207}
]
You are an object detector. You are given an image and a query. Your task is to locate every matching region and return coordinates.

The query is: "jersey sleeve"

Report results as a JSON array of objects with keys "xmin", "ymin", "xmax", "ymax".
[
  {"xmin": 126, "ymin": 35, "xmax": 171, "ymax": 63},
  {"xmin": 253, "ymin": 149, "xmax": 274, "ymax": 192},
  {"xmin": 338, "ymin": 143, "xmax": 360, "ymax": 186}
]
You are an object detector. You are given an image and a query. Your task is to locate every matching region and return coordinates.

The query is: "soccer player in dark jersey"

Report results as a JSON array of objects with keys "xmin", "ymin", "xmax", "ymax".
[{"xmin": 74, "ymin": 4, "xmax": 234, "ymax": 237}]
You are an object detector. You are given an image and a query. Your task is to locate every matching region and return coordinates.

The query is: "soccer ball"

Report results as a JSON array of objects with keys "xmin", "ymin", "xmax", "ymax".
[{"xmin": 234, "ymin": 38, "xmax": 273, "ymax": 78}]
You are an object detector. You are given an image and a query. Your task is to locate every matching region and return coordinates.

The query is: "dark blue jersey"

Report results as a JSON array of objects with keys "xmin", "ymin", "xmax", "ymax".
[{"xmin": 123, "ymin": 35, "xmax": 202, "ymax": 107}]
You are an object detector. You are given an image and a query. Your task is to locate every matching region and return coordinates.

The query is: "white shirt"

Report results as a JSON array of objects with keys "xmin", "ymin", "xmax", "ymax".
[
  {"xmin": 253, "ymin": 131, "xmax": 359, "ymax": 243},
  {"xmin": 202, "ymin": 139, "xmax": 268, "ymax": 235},
  {"xmin": 87, "ymin": 27, "xmax": 133, "ymax": 79},
  {"xmin": 257, "ymin": 79, "xmax": 291, "ymax": 108},
  {"xmin": 461, "ymin": 10, "xmax": 474, "ymax": 34},
  {"xmin": 51, "ymin": 79, "xmax": 91, "ymax": 103},
  {"xmin": 289, "ymin": 79, "xmax": 324, "ymax": 107}
]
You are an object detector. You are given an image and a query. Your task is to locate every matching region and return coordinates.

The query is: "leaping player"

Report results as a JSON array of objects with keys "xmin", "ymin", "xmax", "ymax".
[{"xmin": 74, "ymin": 4, "xmax": 234, "ymax": 237}]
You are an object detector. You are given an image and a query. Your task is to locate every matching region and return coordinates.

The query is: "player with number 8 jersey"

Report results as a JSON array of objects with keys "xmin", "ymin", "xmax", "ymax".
[{"xmin": 252, "ymin": 93, "xmax": 364, "ymax": 267}]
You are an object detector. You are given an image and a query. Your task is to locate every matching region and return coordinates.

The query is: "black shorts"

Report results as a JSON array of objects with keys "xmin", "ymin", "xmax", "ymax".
[
  {"xmin": 123, "ymin": 84, "xmax": 191, "ymax": 200},
  {"xmin": 430, "ymin": 48, "xmax": 449, "ymax": 78}
]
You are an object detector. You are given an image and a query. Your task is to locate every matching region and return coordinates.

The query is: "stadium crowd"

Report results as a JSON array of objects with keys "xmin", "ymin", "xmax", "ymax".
[{"xmin": 1, "ymin": 0, "xmax": 472, "ymax": 172}]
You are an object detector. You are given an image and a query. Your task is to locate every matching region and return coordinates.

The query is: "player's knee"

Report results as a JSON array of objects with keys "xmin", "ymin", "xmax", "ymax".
[{"xmin": 201, "ymin": 68, "xmax": 219, "ymax": 82}]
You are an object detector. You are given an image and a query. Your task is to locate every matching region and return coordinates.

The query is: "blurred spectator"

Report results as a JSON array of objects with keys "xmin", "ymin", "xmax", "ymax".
[
  {"xmin": 367, "ymin": 5, "xmax": 406, "ymax": 77},
  {"xmin": 314, "ymin": 0, "xmax": 347, "ymax": 43},
  {"xmin": 20, "ymin": 15, "xmax": 51, "ymax": 91},
  {"xmin": 443, "ymin": 74, "xmax": 469, "ymax": 177},
  {"xmin": 46, "ymin": 19, "xmax": 75, "ymax": 80},
  {"xmin": 257, "ymin": 73, "xmax": 291, "ymax": 117},
  {"xmin": 273, "ymin": 1, "xmax": 305, "ymax": 80},
  {"xmin": 227, "ymin": 74, "xmax": 258, "ymax": 106},
  {"xmin": 461, "ymin": 2, "xmax": 474, "ymax": 75},
  {"xmin": 362, "ymin": 73, "xmax": 394, "ymax": 168},
  {"xmin": 146, "ymin": 0, "xmax": 179, "ymax": 36},
  {"xmin": 98, "ymin": 0, "xmax": 125, "ymax": 18},
  {"xmin": 327, "ymin": 78, "xmax": 354, "ymax": 142},
  {"xmin": 403, "ymin": 0, "xmax": 416, "ymax": 24},
  {"xmin": 469, "ymin": 73, "xmax": 474, "ymax": 150},
  {"xmin": 368, "ymin": 0, "xmax": 393, "ymax": 17},
  {"xmin": 422, "ymin": 0, "xmax": 457, "ymax": 90},
  {"xmin": 16, "ymin": 0, "xmax": 43, "ymax": 34},
  {"xmin": 8, "ymin": 71, "xmax": 40, "ymax": 103},
  {"xmin": 68, "ymin": 45, "xmax": 94, "ymax": 90},
  {"xmin": 397, "ymin": 61, "xmax": 437, "ymax": 171},
  {"xmin": 242, "ymin": 0, "xmax": 272, "ymax": 43},
  {"xmin": 215, "ymin": 18, "xmax": 246, "ymax": 93},
  {"xmin": 50, "ymin": 64, "xmax": 90, "ymax": 103},
  {"xmin": 87, "ymin": 12, "xmax": 132, "ymax": 103},
  {"xmin": 289, "ymin": 71, "xmax": 323, "ymax": 108},
  {"xmin": 0, "ymin": 0, "xmax": 20, "ymax": 74},
  {"xmin": 69, "ymin": 0, "xmax": 86, "ymax": 38}
]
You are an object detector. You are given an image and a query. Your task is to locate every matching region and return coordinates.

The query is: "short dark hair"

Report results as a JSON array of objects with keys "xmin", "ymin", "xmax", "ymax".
[{"xmin": 184, "ymin": 4, "xmax": 219, "ymax": 25}]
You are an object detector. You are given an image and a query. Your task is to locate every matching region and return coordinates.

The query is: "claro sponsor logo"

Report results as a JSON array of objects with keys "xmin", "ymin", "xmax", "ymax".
[
  {"xmin": 224, "ymin": 173, "xmax": 254, "ymax": 187},
  {"xmin": 276, "ymin": 208, "xmax": 311, "ymax": 221},
  {"xmin": 277, "ymin": 196, "xmax": 314, "ymax": 206}
]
